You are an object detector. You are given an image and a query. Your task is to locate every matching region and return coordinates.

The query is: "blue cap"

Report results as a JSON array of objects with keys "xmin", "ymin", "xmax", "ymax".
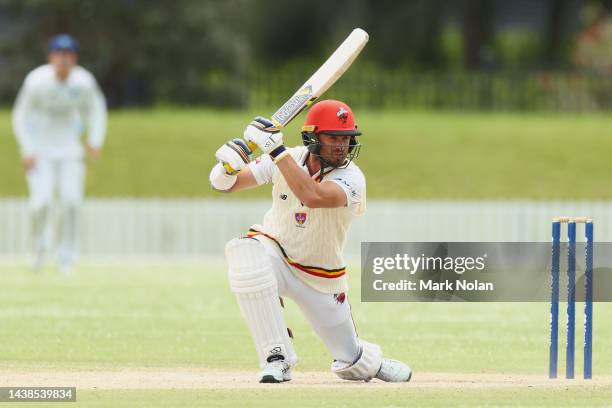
[{"xmin": 48, "ymin": 34, "xmax": 79, "ymax": 53}]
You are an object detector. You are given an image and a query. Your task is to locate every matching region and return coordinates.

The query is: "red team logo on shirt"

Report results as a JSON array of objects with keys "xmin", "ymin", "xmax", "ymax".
[{"xmin": 295, "ymin": 212, "xmax": 307, "ymax": 227}]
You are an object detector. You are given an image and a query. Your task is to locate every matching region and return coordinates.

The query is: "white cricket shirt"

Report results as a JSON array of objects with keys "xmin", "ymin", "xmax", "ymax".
[
  {"xmin": 12, "ymin": 64, "xmax": 107, "ymax": 159},
  {"xmin": 247, "ymin": 146, "xmax": 366, "ymax": 294}
]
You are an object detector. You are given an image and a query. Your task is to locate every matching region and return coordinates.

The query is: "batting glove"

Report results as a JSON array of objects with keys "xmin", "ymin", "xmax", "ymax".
[
  {"xmin": 243, "ymin": 117, "xmax": 289, "ymax": 163},
  {"xmin": 209, "ymin": 162, "xmax": 237, "ymax": 191},
  {"xmin": 215, "ymin": 138, "xmax": 253, "ymax": 175}
]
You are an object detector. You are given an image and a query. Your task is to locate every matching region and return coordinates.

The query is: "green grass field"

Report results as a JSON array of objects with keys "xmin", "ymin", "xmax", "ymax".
[
  {"xmin": 1, "ymin": 109, "xmax": 611, "ymax": 199},
  {"xmin": 1, "ymin": 263, "xmax": 611, "ymax": 407}
]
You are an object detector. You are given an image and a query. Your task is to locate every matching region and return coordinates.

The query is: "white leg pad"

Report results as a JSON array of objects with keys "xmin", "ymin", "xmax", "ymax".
[
  {"xmin": 331, "ymin": 340, "xmax": 382, "ymax": 381},
  {"xmin": 225, "ymin": 238, "xmax": 297, "ymax": 368}
]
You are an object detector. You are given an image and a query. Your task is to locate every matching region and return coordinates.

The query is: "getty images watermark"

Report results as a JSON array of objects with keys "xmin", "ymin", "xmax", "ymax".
[
  {"xmin": 361, "ymin": 242, "xmax": 612, "ymax": 302},
  {"xmin": 372, "ymin": 252, "xmax": 490, "ymax": 292}
]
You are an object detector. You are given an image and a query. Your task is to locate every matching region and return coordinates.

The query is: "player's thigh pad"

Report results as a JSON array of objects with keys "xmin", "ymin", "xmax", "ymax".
[
  {"xmin": 225, "ymin": 237, "xmax": 297, "ymax": 367},
  {"xmin": 331, "ymin": 340, "xmax": 382, "ymax": 381}
]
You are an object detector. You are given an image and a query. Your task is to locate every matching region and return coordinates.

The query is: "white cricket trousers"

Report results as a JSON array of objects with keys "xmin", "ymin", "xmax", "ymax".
[
  {"xmin": 255, "ymin": 235, "xmax": 361, "ymax": 364},
  {"xmin": 26, "ymin": 157, "xmax": 85, "ymax": 265}
]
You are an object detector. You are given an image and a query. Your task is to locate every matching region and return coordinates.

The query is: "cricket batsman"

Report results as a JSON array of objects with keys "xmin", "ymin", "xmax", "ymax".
[
  {"xmin": 12, "ymin": 34, "xmax": 107, "ymax": 274},
  {"xmin": 209, "ymin": 100, "xmax": 412, "ymax": 383}
]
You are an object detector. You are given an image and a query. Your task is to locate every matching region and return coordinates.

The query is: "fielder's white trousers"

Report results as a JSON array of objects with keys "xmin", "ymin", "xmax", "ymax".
[
  {"xmin": 26, "ymin": 157, "xmax": 85, "ymax": 265},
  {"xmin": 255, "ymin": 235, "xmax": 361, "ymax": 364}
]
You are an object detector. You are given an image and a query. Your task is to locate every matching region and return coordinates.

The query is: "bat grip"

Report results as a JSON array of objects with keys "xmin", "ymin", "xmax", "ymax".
[{"xmin": 246, "ymin": 141, "xmax": 258, "ymax": 152}]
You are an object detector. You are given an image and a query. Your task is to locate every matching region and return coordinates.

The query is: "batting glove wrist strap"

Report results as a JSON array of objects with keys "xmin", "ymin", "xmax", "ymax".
[{"xmin": 269, "ymin": 145, "xmax": 289, "ymax": 162}]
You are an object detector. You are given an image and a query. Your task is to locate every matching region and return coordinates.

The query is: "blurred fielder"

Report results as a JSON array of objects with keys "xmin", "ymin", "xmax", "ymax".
[
  {"xmin": 210, "ymin": 100, "xmax": 411, "ymax": 383},
  {"xmin": 12, "ymin": 34, "xmax": 107, "ymax": 274}
]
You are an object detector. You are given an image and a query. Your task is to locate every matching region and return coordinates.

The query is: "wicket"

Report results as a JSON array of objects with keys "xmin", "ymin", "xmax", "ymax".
[{"xmin": 549, "ymin": 217, "xmax": 593, "ymax": 379}]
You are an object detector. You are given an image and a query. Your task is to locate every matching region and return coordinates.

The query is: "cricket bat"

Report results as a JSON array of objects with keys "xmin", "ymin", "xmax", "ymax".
[
  {"xmin": 267, "ymin": 27, "xmax": 369, "ymax": 131},
  {"xmin": 224, "ymin": 28, "xmax": 369, "ymax": 173}
]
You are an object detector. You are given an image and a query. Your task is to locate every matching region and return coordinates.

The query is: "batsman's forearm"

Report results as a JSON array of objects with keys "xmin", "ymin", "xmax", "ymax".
[{"xmin": 275, "ymin": 156, "xmax": 321, "ymax": 206}]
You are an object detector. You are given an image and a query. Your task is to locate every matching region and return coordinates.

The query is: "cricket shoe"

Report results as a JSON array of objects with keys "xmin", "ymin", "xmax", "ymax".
[
  {"xmin": 259, "ymin": 359, "xmax": 292, "ymax": 383},
  {"xmin": 375, "ymin": 359, "xmax": 412, "ymax": 382}
]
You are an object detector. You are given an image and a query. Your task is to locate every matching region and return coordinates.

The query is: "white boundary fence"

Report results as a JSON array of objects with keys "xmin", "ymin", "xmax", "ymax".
[{"xmin": 1, "ymin": 198, "xmax": 611, "ymax": 258}]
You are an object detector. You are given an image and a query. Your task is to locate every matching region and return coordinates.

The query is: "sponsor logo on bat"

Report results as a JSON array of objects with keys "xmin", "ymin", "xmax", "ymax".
[{"xmin": 272, "ymin": 86, "xmax": 313, "ymax": 125}]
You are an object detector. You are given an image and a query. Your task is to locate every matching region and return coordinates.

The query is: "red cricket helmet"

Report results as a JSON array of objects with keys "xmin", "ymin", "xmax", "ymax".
[
  {"xmin": 301, "ymin": 99, "xmax": 361, "ymax": 136},
  {"xmin": 301, "ymin": 100, "xmax": 361, "ymax": 169}
]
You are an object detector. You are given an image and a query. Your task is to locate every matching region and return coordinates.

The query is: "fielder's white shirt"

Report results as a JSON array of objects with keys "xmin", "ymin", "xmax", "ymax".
[
  {"xmin": 12, "ymin": 64, "xmax": 107, "ymax": 160},
  {"xmin": 248, "ymin": 146, "xmax": 366, "ymax": 294}
]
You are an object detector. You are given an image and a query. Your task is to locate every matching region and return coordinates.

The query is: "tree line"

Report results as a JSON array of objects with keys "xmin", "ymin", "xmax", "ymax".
[{"xmin": 0, "ymin": 0, "xmax": 610, "ymax": 107}]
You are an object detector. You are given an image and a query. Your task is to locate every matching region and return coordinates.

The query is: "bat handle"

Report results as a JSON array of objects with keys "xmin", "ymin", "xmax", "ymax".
[{"xmin": 246, "ymin": 141, "xmax": 258, "ymax": 152}]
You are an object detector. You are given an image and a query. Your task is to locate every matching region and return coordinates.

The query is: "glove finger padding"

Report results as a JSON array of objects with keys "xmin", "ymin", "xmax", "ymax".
[
  {"xmin": 215, "ymin": 138, "xmax": 253, "ymax": 175},
  {"xmin": 250, "ymin": 116, "xmax": 280, "ymax": 133},
  {"xmin": 244, "ymin": 117, "xmax": 288, "ymax": 162},
  {"xmin": 227, "ymin": 138, "xmax": 253, "ymax": 161}
]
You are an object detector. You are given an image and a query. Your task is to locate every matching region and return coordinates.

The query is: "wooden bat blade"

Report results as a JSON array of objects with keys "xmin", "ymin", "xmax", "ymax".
[
  {"xmin": 270, "ymin": 28, "xmax": 369, "ymax": 128},
  {"xmin": 240, "ymin": 28, "xmax": 369, "ymax": 157}
]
